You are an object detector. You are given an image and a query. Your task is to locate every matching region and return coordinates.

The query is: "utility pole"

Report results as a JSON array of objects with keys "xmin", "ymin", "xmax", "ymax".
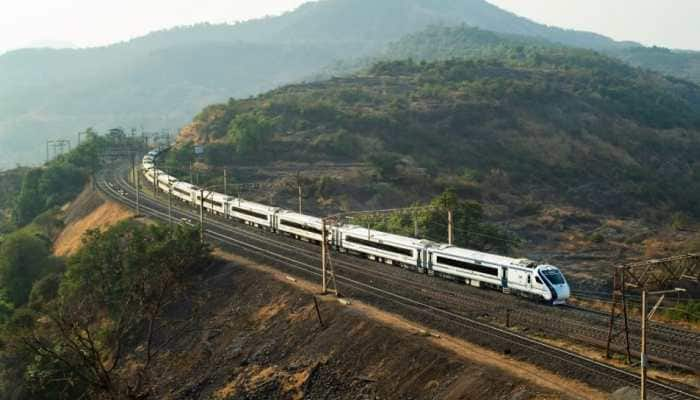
[
  {"xmin": 199, "ymin": 189, "xmax": 205, "ymax": 243},
  {"xmin": 190, "ymin": 162, "xmax": 194, "ymax": 184},
  {"xmin": 130, "ymin": 153, "xmax": 136, "ymax": 185},
  {"xmin": 413, "ymin": 210, "xmax": 419, "ymax": 238},
  {"xmin": 296, "ymin": 172, "xmax": 303, "ymax": 214},
  {"xmin": 135, "ymin": 168, "xmax": 141, "ymax": 217},
  {"xmin": 224, "ymin": 168, "xmax": 228, "ymax": 196},
  {"xmin": 321, "ymin": 219, "xmax": 327, "ymax": 294},
  {"xmin": 153, "ymin": 166, "xmax": 158, "ymax": 198},
  {"xmin": 168, "ymin": 185, "xmax": 173, "ymax": 229},
  {"xmin": 447, "ymin": 209, "xmax": 454, "ymax": 245},
  {"xmin": 639, "ymin": 288, "xmax": 684, "ymax": 400},
  {"xmin": 640, "ymin": 290, "xmax": 647, "ymax": 400},
  {"xmin": 298, "ymin": 182, "xmax": 303, "ymax": 214}
]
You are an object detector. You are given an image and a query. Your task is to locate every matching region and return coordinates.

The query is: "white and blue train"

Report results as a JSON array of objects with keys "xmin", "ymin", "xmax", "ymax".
[{"xmin": 142, "ymin": 149, "xmax": 570, "ymax": 304}]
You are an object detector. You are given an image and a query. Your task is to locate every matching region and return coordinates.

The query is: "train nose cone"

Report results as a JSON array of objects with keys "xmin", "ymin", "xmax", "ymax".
[{"xmin": 556, "ymin": 284, "xmax": 570, "ymax": 302}]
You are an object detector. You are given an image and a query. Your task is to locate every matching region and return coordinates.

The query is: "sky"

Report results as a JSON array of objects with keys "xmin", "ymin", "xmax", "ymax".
[
  {"xmin": 487, "ymin": 0, "xmax": 700, "ymax": 50},
  {"xmin": 0, "ymin": 0, "xmax": 699, "ymax": 55}
]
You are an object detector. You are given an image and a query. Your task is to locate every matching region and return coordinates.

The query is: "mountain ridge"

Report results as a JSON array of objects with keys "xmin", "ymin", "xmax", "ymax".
[{"xmin": 0, "ymin": 0, "xmax": 691, "ymax": 168}]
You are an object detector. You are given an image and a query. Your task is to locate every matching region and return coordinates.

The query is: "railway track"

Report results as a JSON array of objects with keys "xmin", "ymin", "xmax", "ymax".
[
  {"xmin": 111, "ymin": 169, "xmax": 700, "ymax": 371},
  {"xmin": 98, "ymin": 168, "xmax": 700, "ymax": 400}
]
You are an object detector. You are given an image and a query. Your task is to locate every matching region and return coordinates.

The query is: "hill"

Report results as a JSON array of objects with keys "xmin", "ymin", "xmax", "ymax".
[
  {"xmin": 610, "ymin": 46, "xmax": 700, "ymax": 84},
  {"xmin": 179, "ymin": 49, "xmax": 700, "ymax": 219},
  {"xmin": 0, "ymin": 0, "xmax": 651, "ymax": 167},
  {"xmin": 331, "ymin": 25, "xmax": 700, "ymax": 85}
]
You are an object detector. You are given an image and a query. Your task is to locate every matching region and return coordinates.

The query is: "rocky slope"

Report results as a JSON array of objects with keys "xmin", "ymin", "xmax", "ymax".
[{"xmin": 143, "ymin": 254, "xmax": 589, "ymax": 399}]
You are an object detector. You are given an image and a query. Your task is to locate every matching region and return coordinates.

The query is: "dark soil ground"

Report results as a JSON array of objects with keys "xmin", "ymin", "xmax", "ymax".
[{"xmin": 146, "ymin": 259, "xmax": 576, "ymax": 400}]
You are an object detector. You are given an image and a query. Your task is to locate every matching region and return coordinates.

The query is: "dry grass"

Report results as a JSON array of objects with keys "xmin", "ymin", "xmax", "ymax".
[{"xmin": 53, "ymin": 201, "xmax": 134, "ymax": 256}]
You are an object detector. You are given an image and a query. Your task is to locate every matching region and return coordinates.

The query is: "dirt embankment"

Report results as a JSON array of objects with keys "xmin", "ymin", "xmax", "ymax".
[
  {"xmin": 53, "ymin": 185, "xmax": 134, "ymax": 256},
  {"xmin": 148, "ymin": 251, "xmax": 598, "ymax": 400}
]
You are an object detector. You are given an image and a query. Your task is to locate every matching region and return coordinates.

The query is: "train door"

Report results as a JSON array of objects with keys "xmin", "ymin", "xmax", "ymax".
[{"xmin": 501, "ymin": 267, "xmax": 508, "ymax": 289}]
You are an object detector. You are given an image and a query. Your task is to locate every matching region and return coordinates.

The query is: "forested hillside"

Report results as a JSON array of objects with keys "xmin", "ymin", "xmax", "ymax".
[
  {"xmin": 182, "ymin": 49, "xmax": 700, "ymax": 218},
  {"xmin": 0, "ymin": 0, "xmax": 683, "ymax": 168},
  {"xmin": 611, "ymin": 46, "xmax": 700, "ymax": 84},
  {"xmin": 339, "ymin": 25, "xmax": 700, "ymax": 85}
]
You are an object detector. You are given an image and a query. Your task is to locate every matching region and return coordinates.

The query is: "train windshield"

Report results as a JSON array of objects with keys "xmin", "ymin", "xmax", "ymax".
[{"xmin": 542, "ymin": 269, "xmax": 565, "ymax": 285}]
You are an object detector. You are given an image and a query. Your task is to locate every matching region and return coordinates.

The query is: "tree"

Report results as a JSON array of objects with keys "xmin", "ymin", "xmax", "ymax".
[
  {"xmin": 352, "ymin": 189, "xmax": 518, "ymax": 254},
  {"xmin": 13, "ymin": 169, "xmax": 44, "ymax": 226},
  {"xmin": 228, "ymin": 112, "xmax": 276, "ymax": 154},
  {"xmin": 15, "ymin": 222, "xmax": 211, "ymax": 399},
  {"xmin": 0, "ymin": 231, "xmax": 53, "ymax": 306}
]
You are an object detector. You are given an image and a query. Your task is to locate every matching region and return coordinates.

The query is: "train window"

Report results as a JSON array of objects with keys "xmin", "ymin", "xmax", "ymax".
[
  {"xmin": 174, "ymin": 188, "xmax": 190, "ymax": 196},
  {"xmin": 345, "ymin": 236, "xmax": 413, "ymax": 257},
  {"xmin": 435, "ymin": 256, "xmax": 498, "ymax": 277},
  {"xmin": 280, "ymin": 220, "xmax": 322, "ymax": 235},
  {"xmin": 527, "ymin": 275, "xmax": 531, "ymax": 284},
  {"xmin": 542, "ymin": 270, "xmax": 565, "ymax": 285},
  {"xmin": 535, "ymin": 276, "xmax": 542, "ymax": 284},
  {"xmin": 232, "ymin": 206, "xmax": 268, "ymax": 221}
]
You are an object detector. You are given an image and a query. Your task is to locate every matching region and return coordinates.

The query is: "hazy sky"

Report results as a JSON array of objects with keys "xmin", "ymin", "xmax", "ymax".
[
  {"xmin": 488, "ymin": 0, "xmax": 700, "ymax": 50},
  {"xmin": 1, "ymin": 0, "xmax": 698, "ymax": 55}
]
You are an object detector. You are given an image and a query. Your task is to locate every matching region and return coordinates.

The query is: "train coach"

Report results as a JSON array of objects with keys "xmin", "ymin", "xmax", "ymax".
[
  {"xmin": 196, "ymin": 190, "xmax": 232, "ymax": 217},
  {"xmin": 427, "ymin": 245, "xmax": 569, "ymax": 304},
  {"xmin": 274, "ymin": 211, "xmax": 326, "ymax": 243},
  {"xmin": 334, "ymin": 225, "xmax": 431, "ymax": 270},
  {"xmin": 229, "ymin": 198, "xmax": 278, "ymax": 229}
]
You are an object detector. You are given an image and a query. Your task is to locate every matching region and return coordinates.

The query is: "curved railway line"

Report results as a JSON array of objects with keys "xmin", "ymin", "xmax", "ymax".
[
  {"xmin": 98, "ymin": 165, "xmax": 700, "ymax": 400},
  {"xmin": 112, "ymin": 167, "xmax": 700, "ymax": 370}
]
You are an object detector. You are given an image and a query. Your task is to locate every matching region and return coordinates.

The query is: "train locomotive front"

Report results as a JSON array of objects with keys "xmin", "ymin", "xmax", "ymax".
[{"xmin": 535, "ymin": 265, "xmax": 570, "ymax": 305}]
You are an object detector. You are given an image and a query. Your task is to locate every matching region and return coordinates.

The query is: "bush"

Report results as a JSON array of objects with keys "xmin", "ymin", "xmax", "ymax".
[
  {"xmin": 664, "ymin": 301, "xmax": 700, "ymax": 322},
  {"xmin": 0, "ymin": 230, "xmax": 53, "ymax": 306},
  {"xmin": 589, "ymin": 233, "xmax": 606, "ymax": 243},
  {"xmin": 228, "ymin": 112, "xmax": 277, "ymax": 155},
  {"xmin": 671, "ymin": 212, "xmax": 689, "ymax": 231}
]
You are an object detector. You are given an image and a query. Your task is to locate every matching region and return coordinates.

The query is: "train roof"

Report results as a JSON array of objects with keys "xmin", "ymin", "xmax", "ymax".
[
  {"xmin": 210, "ymin": 192, "xmax": 234, "ymax": 202},
  {"xmin": 157, "ymin": 173, "xmax": 177, "ymax": 183},
  {"xmin": 341, "ymin": 225, "xmax": 433, "ymax": 248},
  {"xmin": 230, "ymin": 198, "xmax": 278, "ymax": 213},
  {"xmin": 277, "ymin": 211, "xmax": 323, "ymax": 226},
  {"xmin": 432, "ymin": 245, "xmax": 536, "ymax": 269},
  {"xmin": 173, "ymin": 181, "xmax": 197, "ymax": 191}
]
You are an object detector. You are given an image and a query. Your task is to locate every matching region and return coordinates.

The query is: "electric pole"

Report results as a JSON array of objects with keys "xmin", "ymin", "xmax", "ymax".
[
  {"xmin": 136, "ymin": 168, "xmax": 141, "ymax": 217},
  {"xmin": 639, "ymin": 288, "xmax": 685, "ymax": 400},
  {"xmin": 130, "ymin": 153, "xmax": 136, "ymax": 185},
  {"xmin": 447, "ymin": 209, "xmax": 454, "ymax": 245},
  {"xmin": 199, "ymin": 189, "xmax": 205, "ymax": 243},
  {"xmin": 296, "ymin": 172, "xmax": 303, "ymax": 214},
  {"xmin": 224, "ymin": 168, "xmax": 228, "ymax": 196},
  {"xmin": 414, "ymin": 211, "xmax": 419, "ymax": 238},
  {"xmin": 321, "ymin": 219, "xmax": 327, "ymax": 294},
  {"xmin": 168, "ymin": 185, "xmax": 173, "ymax": 229},
  {"xmin": 298, "ymin": 181, "xmax": 303, "ymax": 214},
  {"xmin": 641, "ymin": 290, "xmax": 647, "ymax": 400},
  {"xmin": 153, "ymin": 166, "xmax": 158, "ymax": 197}
]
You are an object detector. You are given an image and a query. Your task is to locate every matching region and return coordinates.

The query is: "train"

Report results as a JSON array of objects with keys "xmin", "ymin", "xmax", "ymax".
[{"xmin": 141, "ymin": 149, "xmax": 570, "ymax": 304}]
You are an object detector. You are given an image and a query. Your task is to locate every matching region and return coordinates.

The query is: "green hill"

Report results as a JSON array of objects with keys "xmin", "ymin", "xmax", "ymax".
[
  {"xmin": 610, "ymin": 46, "xmax": 700, "ymax": 84},
  {"xmin": 3, "ymin": 0, "xmax": 699, "ymax": 169},
  {"xmin": 0, "ymin": 0, "xmax": 649, "ymax": 168},
  {"xmin": 182, "ymin": 50, "xmax": 700, "ymax": 217}
]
